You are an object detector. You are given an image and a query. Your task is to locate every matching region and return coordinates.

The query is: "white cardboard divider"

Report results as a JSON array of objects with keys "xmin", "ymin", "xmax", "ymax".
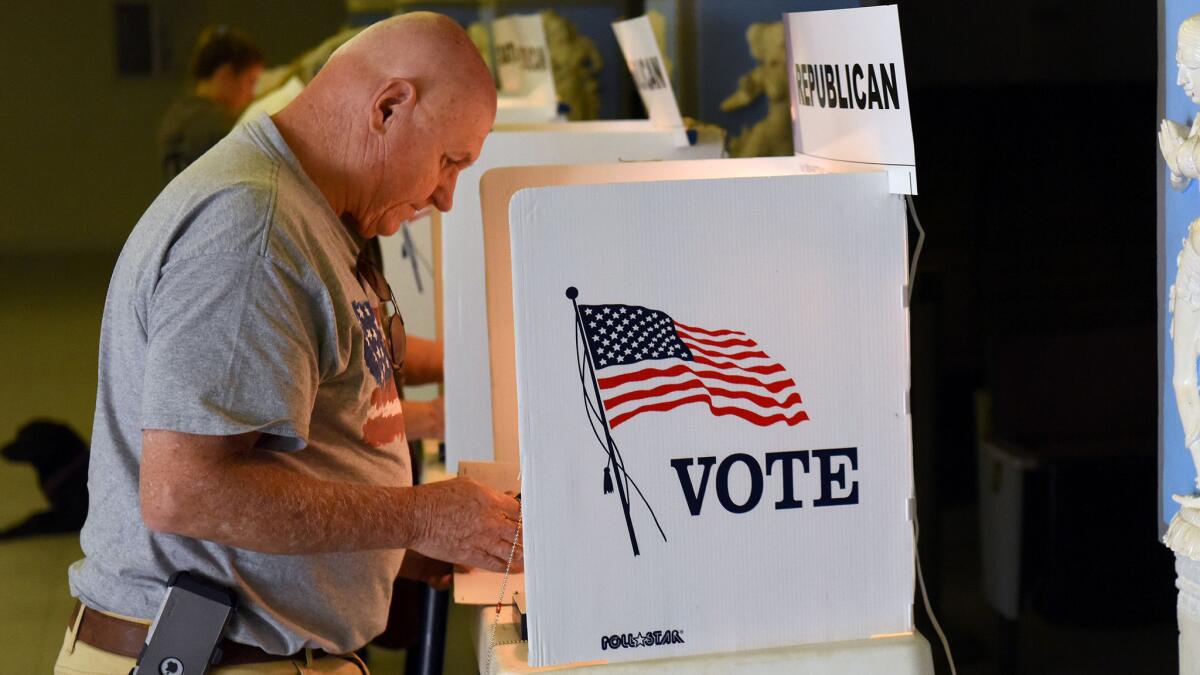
[
  {"xmin": 493, "ymin": 14, "xmax": 558, "ymax": 124},
  {"xmin": 443, "ymin": 123, "xmax": 722, "ymax": 471},
  {"xmin": 612, "ymin": 16, "xmax": 688, "ymax": 146},
  {"xmin": 785, "ymin": 6, "xmax": 917, "ymax": 194},
  {"xmin": 501, "ymin": 169, "xmax": 914, "ymax": 666}
]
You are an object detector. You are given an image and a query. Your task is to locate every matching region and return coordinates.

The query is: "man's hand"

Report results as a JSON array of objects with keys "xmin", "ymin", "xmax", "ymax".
[
  {"xmin": 399, "ymin": 550, "xmax": 453, "ymax": 590},
  {"xmin": 410, "ymin": 477, "xmax": 523, "ymax": 573}
]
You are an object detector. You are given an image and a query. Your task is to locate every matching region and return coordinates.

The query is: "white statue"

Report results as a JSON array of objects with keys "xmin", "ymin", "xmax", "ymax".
[
  {"xmin": 1166, "ymin": 14, "xmax": 1200, "ymax": 512},
  {"xmin": 1173, "ymin": 218, "xmax": 1200, "ymax": 506},
  {"xmin": 1161, "ymin": 15, "xmax": 1200, "ymax": 191},
  {"xmin": 721, "ymin": 22, "xmax": 792, "ymax": 158},
  {"xmin": 1163, "ymin": 16, "xmax": 1200, "ymax": 675}
]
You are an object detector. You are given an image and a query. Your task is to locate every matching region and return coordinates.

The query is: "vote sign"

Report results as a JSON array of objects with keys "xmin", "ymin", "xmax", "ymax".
[{"xmin": 512, "ymin": 171, "xmax": 915, "ymax": 666}]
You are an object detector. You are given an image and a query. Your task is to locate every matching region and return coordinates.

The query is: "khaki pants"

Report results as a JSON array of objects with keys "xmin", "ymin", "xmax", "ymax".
[{"xmin": 54, "ymin": 605, "xmax": 368, "ymax": 675}]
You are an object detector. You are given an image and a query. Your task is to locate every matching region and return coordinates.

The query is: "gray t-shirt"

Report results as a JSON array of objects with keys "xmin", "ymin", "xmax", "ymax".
[{"xmin": 69, "ymin": 113, "xmax": 412, "ymax": 654}]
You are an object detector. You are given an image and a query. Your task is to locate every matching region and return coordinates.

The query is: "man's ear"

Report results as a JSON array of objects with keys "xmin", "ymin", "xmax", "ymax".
[{"xmin": 371, "ymin": 78, "xmax": 418, "ymax": 133}]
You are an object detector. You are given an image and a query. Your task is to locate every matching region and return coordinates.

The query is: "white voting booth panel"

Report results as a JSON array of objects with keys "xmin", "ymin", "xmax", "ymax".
[
  {"xmin": 491, "ymin": 167, "xmax": 914, "ymax": 666},
  {"xmin": 495, "ymin": 96, "xmax": 558, "ymax": 125},
  {"xmin": 443, "ymin": 123, "xmax": 722, "ymax": 471},
  {"xmin": 474, "ymin": 604, "xmax": 932, "ymax": 675}
]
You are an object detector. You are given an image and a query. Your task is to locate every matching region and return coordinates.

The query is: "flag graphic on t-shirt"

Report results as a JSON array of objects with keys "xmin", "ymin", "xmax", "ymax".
[{"xmin": 354, "ymin": 301, "xmax": 405, "ymax": 448}]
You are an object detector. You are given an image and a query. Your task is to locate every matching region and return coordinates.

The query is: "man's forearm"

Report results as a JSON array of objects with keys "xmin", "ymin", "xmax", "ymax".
[
  {"xmin": 141, "ymin": 435, "xmax": 426, "ymax": 554},
  {"xmin": 400, "ymin": 335, "xmax": 443, "ymax": 385},
  {"xmin": 141, "ymin": 429, "xmax": 522, "ymax": 570}
]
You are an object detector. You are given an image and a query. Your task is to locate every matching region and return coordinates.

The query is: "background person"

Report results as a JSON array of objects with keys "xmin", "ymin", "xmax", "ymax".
[{"xmin": 158, "ymin": 25, "xmax": 265, "ymax": 180}]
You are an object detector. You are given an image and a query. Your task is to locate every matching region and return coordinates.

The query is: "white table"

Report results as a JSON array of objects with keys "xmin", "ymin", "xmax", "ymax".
[{"xmin": 470, "ymin": 607, "xmax": 936, "ymax": 675}]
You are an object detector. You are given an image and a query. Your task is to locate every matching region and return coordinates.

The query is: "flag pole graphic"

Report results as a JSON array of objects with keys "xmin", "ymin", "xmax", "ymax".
[{"xmin": 567, "ymin": 286, "xmax": 641, "ymax": 556}]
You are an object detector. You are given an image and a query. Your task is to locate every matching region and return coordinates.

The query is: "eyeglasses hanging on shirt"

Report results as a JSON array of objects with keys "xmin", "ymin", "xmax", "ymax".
[{"xmin": 356, "ymin": 247, "xmax": 408, "ymax": 382}]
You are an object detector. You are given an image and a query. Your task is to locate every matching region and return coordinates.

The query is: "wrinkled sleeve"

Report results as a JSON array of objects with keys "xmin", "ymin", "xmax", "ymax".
[{"xmin": 141, "ymin": 253, "xmax": 326, "ymax": 451}]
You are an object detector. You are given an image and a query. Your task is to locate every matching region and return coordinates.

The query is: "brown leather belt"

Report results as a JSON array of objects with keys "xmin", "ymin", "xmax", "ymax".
[{"xmin": 70, "ymin": 601, "xmax": 329, "ymax": 665}]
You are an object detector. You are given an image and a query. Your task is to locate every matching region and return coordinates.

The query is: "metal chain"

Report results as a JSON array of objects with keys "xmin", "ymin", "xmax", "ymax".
[{"xmin": 484, "ymin": 509, "xmax": 523, "ymax": 675}]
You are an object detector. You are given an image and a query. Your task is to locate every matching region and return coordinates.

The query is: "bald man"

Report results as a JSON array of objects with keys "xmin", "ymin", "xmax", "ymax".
[{"xmin": 57, "ymin": 14, "xmax": 517, "ymax": 674}]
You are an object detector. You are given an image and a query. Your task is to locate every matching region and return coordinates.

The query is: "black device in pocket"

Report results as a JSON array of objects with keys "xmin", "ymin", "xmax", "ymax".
[{"xmin": 130, "ymin": 572, "xmax": 236, "ymax": 675}]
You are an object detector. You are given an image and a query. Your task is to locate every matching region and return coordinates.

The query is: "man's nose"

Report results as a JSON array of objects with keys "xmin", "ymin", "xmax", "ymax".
[{"xmin": 431, "ymin": 171, "xmax": 460, "ymax": 212}]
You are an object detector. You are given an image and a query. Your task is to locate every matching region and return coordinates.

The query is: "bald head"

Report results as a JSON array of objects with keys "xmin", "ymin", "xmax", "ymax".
[
  {"xmin": 276, "ymin": 12, "xmax": 496, "ymax": 238},
  {"xmin": 322, "ymin": 12, "xmax": 495, "ymax": 110}
]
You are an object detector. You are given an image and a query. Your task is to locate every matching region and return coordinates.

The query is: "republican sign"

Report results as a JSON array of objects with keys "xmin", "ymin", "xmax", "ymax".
[{"xmin": 785, "ymin": 6, "xmax": 917, "ymax": 194}]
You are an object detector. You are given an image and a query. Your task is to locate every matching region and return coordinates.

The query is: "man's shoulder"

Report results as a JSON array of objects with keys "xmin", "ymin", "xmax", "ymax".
[
  {"xmin": 128, "ymin": 121, "xmax": 348, "ymax": 288},
  {"xmin": 149, "ymin": 168, "xmax": 280, "ymax": 263}
]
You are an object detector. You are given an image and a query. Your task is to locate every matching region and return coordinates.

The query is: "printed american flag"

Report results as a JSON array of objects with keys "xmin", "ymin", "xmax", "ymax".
[
  {"xmin": 578, "ymin": 303, "xmax": 809, "ymax": 429},
  {"xmin": 354, "ymin": 300, "xmax": 405, "ymax": 448}
]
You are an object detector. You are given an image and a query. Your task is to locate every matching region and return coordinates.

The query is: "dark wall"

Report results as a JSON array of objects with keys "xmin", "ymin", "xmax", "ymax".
[
  {"xmin": 899, "ymin": 0, "xmax": 1149, "ymax": 86},
  {"xmin": 0, "ymin": 0, "xmax": 345, "ymax": 254},
  {"xmin": 898, "ymin": 0, "xmax": 1157, "ymax": 475}
]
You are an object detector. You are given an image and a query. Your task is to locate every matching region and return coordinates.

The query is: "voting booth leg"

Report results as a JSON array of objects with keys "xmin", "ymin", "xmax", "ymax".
[{"xmin": 405, "ymin": 586, "xmax": 449, "ymax": 675}]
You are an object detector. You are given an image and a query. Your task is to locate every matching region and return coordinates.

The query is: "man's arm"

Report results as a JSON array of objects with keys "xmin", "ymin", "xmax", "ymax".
[
  {"xmin": 139, "ymin": 429, "xmax": 521, "ymax": 571},
  {"xmin": 400, "ymin": 335, "xmax": 443, "ymax": 386},
  {"xmin": 402, "ymin": 397, "xmax": 444, "ymax": 440}
]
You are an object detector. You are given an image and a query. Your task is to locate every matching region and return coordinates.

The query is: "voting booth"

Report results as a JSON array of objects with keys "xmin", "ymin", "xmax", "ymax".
[
  {"xmin": 454, "ymin": 6, "xmax": 936, "ymax": 672},
  {"xmin": 488, "ymin": 162, "xmax": 912, "ymax": 664}
]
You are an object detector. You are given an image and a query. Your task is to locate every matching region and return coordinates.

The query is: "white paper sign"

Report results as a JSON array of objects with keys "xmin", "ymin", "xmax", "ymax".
[
  {"xmin": 785, "ymin": 6, "xmax": 917, "ymax": 194},
  {"xmin": 510, "ymin": 172, "xmax": 914, "ymax": 665},
  {"xmin": 493, "ymin": 15, "xmax": 556, "ymax": 103},
  {"xmin": 612, "ymin": 16, "xmax": 688, "ymax": 145}
]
